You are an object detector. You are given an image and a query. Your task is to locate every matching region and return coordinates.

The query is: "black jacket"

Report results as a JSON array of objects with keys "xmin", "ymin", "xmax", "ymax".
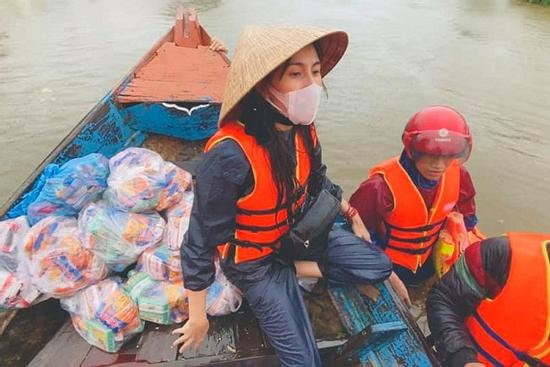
[
  {"xmin": 426, "ymin": 236, "xmax": 511, "ymax": 367},
  {"xmin": 180, "ymin": 130, "xmax": 342, "ymax": 292}
]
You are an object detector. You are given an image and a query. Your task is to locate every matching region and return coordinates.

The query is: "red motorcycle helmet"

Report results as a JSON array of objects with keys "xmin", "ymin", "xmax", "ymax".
[{"xmin": 402, "ymin": 106, "xmax": 473, "ymax": 163}]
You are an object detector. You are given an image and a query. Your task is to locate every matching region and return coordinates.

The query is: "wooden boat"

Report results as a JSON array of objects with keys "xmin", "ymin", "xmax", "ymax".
[{"xmin": 0, "ymin": 8, "xmax": 440, "ymax": 367}]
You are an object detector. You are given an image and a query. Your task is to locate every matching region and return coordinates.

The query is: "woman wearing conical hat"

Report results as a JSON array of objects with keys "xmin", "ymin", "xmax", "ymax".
[{"xmin": 174, "ymin": 25, "xmax": 392, "ymax": 365}]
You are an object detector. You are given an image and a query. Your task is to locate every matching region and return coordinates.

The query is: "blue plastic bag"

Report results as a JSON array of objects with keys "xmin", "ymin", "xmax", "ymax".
[
  {"xmin": 6, "ymin": 165, "xmax": 60, "ymax": 219},
  {"xmin": 26, "ymin": 154, "xmax": 109, "ymax": 225}
]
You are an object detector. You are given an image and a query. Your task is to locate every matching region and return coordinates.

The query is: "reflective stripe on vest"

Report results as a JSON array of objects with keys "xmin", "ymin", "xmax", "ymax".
[
  {"xmin": 368, "ymin": 157, "xmax": 460, "ymax": 271},
  {"xmin": 204, "ymin": 121, "xmax": 314, "ymax": 264},
  {"xmin": 465, "ymin": 232, "xmax": 550, "ymax": 367}
]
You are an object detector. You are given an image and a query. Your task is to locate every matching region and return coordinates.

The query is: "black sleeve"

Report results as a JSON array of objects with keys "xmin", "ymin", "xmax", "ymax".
[
  {"xmin": 310, "ymin": 141, "xmax": 343, "ymax": 201},
  {"xmin": 180, "ymin": 140, "xmax": 251, "ymax": 291},
  {"xmin": 426, "ymin": 236, "xmax": 511, "ymax": 367}
]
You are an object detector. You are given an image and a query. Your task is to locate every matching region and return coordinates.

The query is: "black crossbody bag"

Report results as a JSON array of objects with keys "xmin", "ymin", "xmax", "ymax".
[{"xmin": 286, "ymin": 188, "xmax": 340, "ymax": 250}]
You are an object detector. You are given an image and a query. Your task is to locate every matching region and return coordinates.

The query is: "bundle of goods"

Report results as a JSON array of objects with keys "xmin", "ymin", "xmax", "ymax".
[
  {"xmin": 20, "ymin": 216, "xmax": 107, "ymax": 298},
  {"xmin": 0, "ymin": 216, "xmax": 29, "ymax": 265},
  {"xmin": 136, "ymin": 245, "xmax": 182, "ymax": 282},
  {"xmin": 206, "ymin": 261, "xmax": 243, "ymax": 316},
  {"xmin": 78, "ymin": 202, "xmax": 165, "ymax": 272},
  {"xmin": 61, "ymin": 278, "xmax": 143, "ymax": 352},
  {"xmin": 164, "ymin": 191, "xmax": 194, "ymax": 252},
  {"xmin": 433, "ymin": 211, "xmax": 470, "ymax": 279},
  {"xmin": 104, "ymin": 148, "xmax": 191, "ymax": 212},
  {"xmin": 26, "ymin": 154, "xmax": 110, "ymax": 225},
  {"xmin": 125, "ymin": 271, "xmax": 188, "ymax": 325},
  {"xmin": 0, "ymin": 216, "xmax": 41, "ymax": 308},
  {"xmin": 158, "ymin": 162, "xmax": 193, "ymax": 211}
]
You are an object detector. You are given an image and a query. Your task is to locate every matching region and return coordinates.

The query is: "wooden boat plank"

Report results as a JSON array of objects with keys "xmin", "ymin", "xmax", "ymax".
[
  {"xmin": 80, "ymin": 347, "xmax": 120, "ymax": 367},
  {"xmin": 0, "ymin": 299, "xmax": 67, "ymax": 366},
  {"xmin": 135, "ymin": 324, "xmax": 178, "ymax": 363},
  {"xmin": 28, "ymin": 320, "xmax": 92, "ymax": 367},
  {"xmin": 233, "ymin": 308, "xmax": 272, "ymax": 356},
  {"xmin": 329, "ymin": 282, "xmax": 439, "ymax": 366},
  {"xmin": 116, "ymin": 43, "xmax": 228, "ymax": 104},
  {"xmin": 178, "ymin": 315, "xmax": 237, "ymax": 363}
]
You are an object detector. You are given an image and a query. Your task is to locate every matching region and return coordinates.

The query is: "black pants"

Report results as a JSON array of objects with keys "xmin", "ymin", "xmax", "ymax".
[{"xmin": 220, "ymin": 224, "xmax": 392, "ymax": 367}]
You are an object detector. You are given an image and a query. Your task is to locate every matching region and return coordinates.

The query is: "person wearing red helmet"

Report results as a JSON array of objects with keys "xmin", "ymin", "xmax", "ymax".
[{"xmin": 349, "ymin": 106, "xmax": 481, "ymax": 305}]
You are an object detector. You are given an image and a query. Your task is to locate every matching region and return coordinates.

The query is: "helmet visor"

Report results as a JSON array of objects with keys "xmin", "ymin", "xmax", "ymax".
[{"xmin": 410, "ymin": 129, "xmax": 471, "ymax": 161}]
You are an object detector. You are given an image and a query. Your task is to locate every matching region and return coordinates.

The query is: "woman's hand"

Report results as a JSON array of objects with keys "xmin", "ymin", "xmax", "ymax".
[
  {"xmin": 173, "ymin": 289, "xmax": 209, "ymax": 353},
  {"xmin": 464, "ymin": 363, "xmax": 486, "ymax": 367},
  {"xmin": 172, "ymin": 316, "xmax": 209, "ymax": 353},
  {"xmin": 389, "ymin": 272, "xmax": 411, "ymax": 307},
  {"xmin": 209, "ymin": 37, "xmax": 228, "ymax": 53},
  {"xmin": 341, "ymin": 199, "xmax": 371, "ymax": 243},
  {"xmin": 349, "ymin": 215, "xmax": 372, "ymax": 243}
]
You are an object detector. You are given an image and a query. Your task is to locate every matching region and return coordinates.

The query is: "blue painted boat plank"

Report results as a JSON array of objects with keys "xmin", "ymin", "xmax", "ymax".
[
  {"xmin": 124, "ymin": 102, "xmax": 219, "ymax": 141},
  {"xmin": 329, "ymin": 283, "xmax": 435, "ymax": 366}
]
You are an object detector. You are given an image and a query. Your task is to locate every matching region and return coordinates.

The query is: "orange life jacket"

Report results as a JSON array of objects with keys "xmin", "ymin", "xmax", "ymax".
[
  {"xmin": 465, "ymin": 232, "xmax": 550, "ymax": 367},
  {"xmin": 368, "ymin": 157, "xmax": 460, "ymax": 272},
  {"xmin": 204, "ymin": 121, "xmax": 315, "ymax": 264}
]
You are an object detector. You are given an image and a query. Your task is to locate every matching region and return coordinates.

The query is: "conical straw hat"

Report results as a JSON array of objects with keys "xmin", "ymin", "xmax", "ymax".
[{"xmin": 219, "ymin": 25, "xmax": 348, "ymax": 126}]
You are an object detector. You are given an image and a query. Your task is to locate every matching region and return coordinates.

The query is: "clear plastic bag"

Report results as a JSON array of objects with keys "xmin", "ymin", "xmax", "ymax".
[
  {"xmin": 125, "ymin": 271, "xmax": 188, "ymax": 325},
  {"xmin": 163, "ymin": 191, "xmax": 194, "ymax": 252},
  {"xmin": 104, "ymin": 148, "xmax": 165, "ymax": 212},
  {"xmin": 136, "ymin": 245, "xmax": 182, "ymax": 282},
  {"xmin": 0, "ymin": 216, "xmax": 30, "ymax": 255},
  {"xmin": 78, "ymin": 201, "xmax": 165, "ymax": 272},
  {"xmin": 157, "ymin": 162, "xmax": 192, "ymax": 211},
  {"xmin": 20, "ymin": 216, "xmax": 107, "ymax": 298},
  {"xmin": 103, "ymin": 148, "xmax": 191, "ymax": 213},
  {"xmin": 0, "ymin": 216, "xmax": 41, "ymax": 308},
  {"xmin": 26, "ymin": 154, "xmax": 109, "ymax": 225},
  {"xmin": 61, "ymin": 278, "xmax": 144, "ymax": 352},
  {"xmin": 206, "ymin": 262, "xmax": 242, "ymax": 317}
]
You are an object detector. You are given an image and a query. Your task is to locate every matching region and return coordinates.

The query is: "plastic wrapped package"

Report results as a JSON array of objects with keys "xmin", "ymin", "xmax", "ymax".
[
  {"xmin": 20, "ymin": 216, "xmax": 107, "ymax": 298},
  {"xmin": 157, "ymin": 162, "xmax": 192, "ymax": 211},
  {"xmin": 125, "ymin": 271, "xmax": 188, "ymax": 325},
  {"xmin": 26, "ymin": 154, "xmax": 109, "ymax": 225},
  {"xmin": 164, "ymin": 191, "xmax": 194, "ymax": 252},
  {"xmin": 0, "ymin": 216, "xmax": 41, "ymax": 308},
  {"xmin": 103, "ymin": 148, "xmax": 167, "ymax": 212},
  {"xmin": 104, "ymin": 148, "xmax": 192, "ymax": 212},
  {"xmin": 206, "ymin": 262, "xmax": 243, "ymax": 317},
  {"xmin": 78, "ymin": 202, "xmax": 165, "ymax": 272},
  {"xmin": 433, "ymin": 212, "xmax": 469, "ymax": 279},
  {"xmin": 0, "ymin": 216, "xmax": 30, "ymax": 255},
  {"xmin": 136, "ymin": 245, "xmax": 182, "ymax": 282},
  {"xmin": 0, "ymin": 269, "xmax": 41, "ymax": 309},
  {"xmin": 61, "ymin": 278, "xmax": 144, "ymax": 352}
]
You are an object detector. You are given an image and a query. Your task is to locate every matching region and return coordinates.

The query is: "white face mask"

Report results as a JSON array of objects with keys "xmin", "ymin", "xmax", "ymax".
[{"xmin": 267, "ymin": 83, "xmax": 323, "ymax": 125}]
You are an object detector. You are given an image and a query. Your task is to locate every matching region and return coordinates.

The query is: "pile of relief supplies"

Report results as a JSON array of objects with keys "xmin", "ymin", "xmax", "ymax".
[{"xmin": 0, "ymin": 148, "xmax": 242, "ymax": 352}]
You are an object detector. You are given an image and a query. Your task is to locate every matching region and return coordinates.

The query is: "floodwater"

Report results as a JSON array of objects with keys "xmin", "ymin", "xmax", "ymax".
[
  {"xmin": 1, "ymin": 0, "xmax": 550, "ymax": 344},
  {"xmin": 1, "ymin": 0, "xmax": 549, "ymax": 234}
]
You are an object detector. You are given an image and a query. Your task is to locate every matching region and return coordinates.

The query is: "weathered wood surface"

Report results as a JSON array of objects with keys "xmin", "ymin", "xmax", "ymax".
[{"xmin": 28, "ymin": 321, "xmax": 92, "ymax": 367}]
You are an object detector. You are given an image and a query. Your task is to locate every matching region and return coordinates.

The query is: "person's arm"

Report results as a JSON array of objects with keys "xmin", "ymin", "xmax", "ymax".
[
  {"xmin": 341, "ymin": 198, "xmax": 371, "ymax": 242},
  {"xmin": 349, "ymin": 174, "xmax": 393, "ymax": 244},
  {"xmin": 176, "ymin": 140, "xmax": 250, "ymax": 352},
  {"xmin": 172, "ymin": 289, "xmax": 208, "ymax": 352},
  {"xmin": 456, "ymin": 166, "xmax": 478, "ymax": 231},
  {"xmin": 427, "ymin": 237, "xmax": 511, "ymax": 367}
]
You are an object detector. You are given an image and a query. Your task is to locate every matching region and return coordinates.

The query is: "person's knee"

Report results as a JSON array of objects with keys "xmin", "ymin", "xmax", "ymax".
[{"xmin": 326, "ymin": 229, "xmax": 392, "ymax": 281}]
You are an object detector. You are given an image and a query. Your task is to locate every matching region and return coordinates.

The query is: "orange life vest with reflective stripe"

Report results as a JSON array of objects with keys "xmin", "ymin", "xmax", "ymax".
[
  {"xmin": 465, "ymin": 232, "xmax": 550, "ymax": 367},
  {"xmin": 368, "ymin": 157, "xmax": 460, "ymax": 272},
  {"xmin": 204, "ymin": 121, "xmax": 315, "ymax": 264}
]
